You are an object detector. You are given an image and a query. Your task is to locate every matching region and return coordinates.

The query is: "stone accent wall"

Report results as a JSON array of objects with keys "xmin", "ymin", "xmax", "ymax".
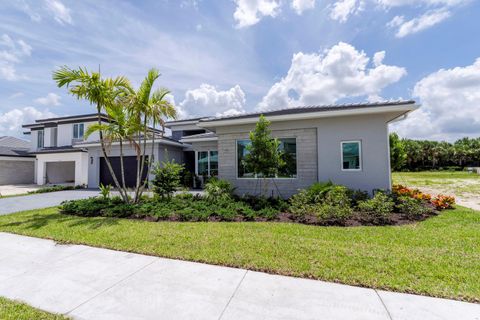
[{"xmin": 217, "ymin": 128, "xmax": 317, "ymax": 198}]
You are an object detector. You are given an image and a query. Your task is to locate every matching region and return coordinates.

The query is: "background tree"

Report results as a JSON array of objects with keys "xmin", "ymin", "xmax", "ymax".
[
  {"xmin": 389, "ymin": 133, "xmax": 407, "ymax": 171},
  {"xmin": 243, "ymin": 115, "xmax": 284, "ymax": 196}
]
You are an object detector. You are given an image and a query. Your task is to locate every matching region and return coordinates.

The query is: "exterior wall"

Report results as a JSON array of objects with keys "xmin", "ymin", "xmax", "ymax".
[
  {"xmin": 36, "ymin": 152, "xmax": 88, "ymax": 186},
  {"xmin": 214, "ymin": 113, "xmax": 392, "ymax": 197},
  {"xmin": 57, "ymin": 121, "xmax": 99, "ymax": 147},
  {"xmin": 30, "ymin": 130, "xmax": 38, "ymax": 151},
  {"xmin": 0, "ymin": 157, "xmax": 35, "ymax": 185},
  {"xmin": 87, "ymin": 143, "xmax": 184, "ymax": 188}
]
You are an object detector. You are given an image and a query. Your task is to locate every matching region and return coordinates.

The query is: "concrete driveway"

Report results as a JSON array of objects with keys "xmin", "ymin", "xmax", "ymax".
[
  {"xmin": 0, "ymin": 232, "xmax": 479, "ymax": 320},
  {"xmin": 0, "ymin": 190, "xmax": 99, "ymax": 215},
  {"xmin": 0, "ymin": 184, "xmax": 44, "ymax": 196}
]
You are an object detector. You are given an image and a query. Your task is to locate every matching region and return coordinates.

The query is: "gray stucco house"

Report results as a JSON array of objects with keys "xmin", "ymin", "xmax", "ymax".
[{"xmin": 22, "ymin": 100, "xmax": 418, "ymax": 197}]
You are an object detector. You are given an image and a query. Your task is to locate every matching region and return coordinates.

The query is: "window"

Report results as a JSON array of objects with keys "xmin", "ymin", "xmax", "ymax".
[
  {"xmin": 341, "ymin": 141, "xmax": 361, "ymax": 171},
  {"xmin": 196, "ymin": 150, "xmax": 218, "ymax": 177},
  {"xmin": 73, "ymin": 123, "xmax": 84, "ymax": 139},
  {"xmin": 37, "ymin": 130, "xmax": 44, "ymax": 148},
  {"xmin": 237, "ymin": 138, "xmax": 297, "ymax": 178},
  {"xmin": 52, "ymin": 127, "xmax": 58, "ymax": 147}
]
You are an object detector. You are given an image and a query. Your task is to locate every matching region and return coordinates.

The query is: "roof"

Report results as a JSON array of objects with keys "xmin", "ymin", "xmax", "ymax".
[
  {"xmin": 73, "ymin": 135, "xmax": 184, "ymax": 148},
  {"xmin": 0, "ymin": 146, "xmax": 33, "ymax": 157},
  {"xmin": 22, "ymin": 113, "xmax": 163, "ymax": 133},
  {"xmin": 201, "ymin": 100, "xmax": 416, "ymax": 123},
  {"xmin": 179, "ymin": 132, "xmax": 218, "ymax": 143},
  {"xmin": 31, "ymin": 146, "xmax": 87, "ymax": 155},
  {"xmin": 165, "ymin": 117, "xmax": 210, "ymax": 126},
  {"xmin": 0, "ymin": 136, "xmax": 30, "ymax": 149}
]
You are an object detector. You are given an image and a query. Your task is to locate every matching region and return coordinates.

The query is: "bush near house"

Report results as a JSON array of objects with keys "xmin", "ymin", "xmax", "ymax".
[{"xmin": 60, "ymin": 178, "xmax": 454, "ymax": 226}]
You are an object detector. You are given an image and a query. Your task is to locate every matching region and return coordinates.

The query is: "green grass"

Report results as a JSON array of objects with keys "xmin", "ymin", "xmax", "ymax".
[
  {"xmin": 1, "ymin": 207, "xmax": 479, "ymax": 302},
  {"xmin": 0, "ymin": 297, "xmax": 68, "ymax": 320},
  {"xmin": 393, "ymin": 171, "xmax": 480, "ymax": 195}
]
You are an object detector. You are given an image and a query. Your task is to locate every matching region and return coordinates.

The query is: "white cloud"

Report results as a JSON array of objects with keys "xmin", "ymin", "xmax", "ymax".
[
  {"xmin": 330, "ymin": 0, "xmax": 364, "ymax": 22},
  {"xmin": 234, "ymin": 0, "xmax": 281, "ymax": 28},
  {"xmin": 0, "ymin": 107, "xmax": 56, "ymax": 137},
  {"xmin": 392, "ymin": 58, "xmax": 480, "ymax": 141},
  {"xmin": 8, "ymin": 92, "xmax": 24, "ymax": 99},
  {"xmin": 34, "ymin": 93, "xmax": 61, "ymax": 106},
  {"xmin": 44, "ymin": 0, "xmax": 72, "ymax": 25},
  {"xmin": 0, "ymin": 34, "xmax": 31, "ymax": 81},
  {"xmin": 15, "ymin": 0, "xmax": 42, "ymax": 22},
  {"xmin": 258, "ymin": 42, "xmax": 406, "ymax": 110},
  {"xmin": 291, "ymin": 0, "xmax": 316, "ymax": 14},
  {"xmin": 177, "ymin": 84, "xmax": 246, "ymax": 118},
  {"xmin": 388, "ymin": 9, "xmax": 451, "ymax": 37}
]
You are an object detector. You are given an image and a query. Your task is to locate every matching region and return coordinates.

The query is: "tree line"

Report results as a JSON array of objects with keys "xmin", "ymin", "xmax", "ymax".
[{"xmin": 389, "ymin": 133, "xmax": 480, "ymax": 171}]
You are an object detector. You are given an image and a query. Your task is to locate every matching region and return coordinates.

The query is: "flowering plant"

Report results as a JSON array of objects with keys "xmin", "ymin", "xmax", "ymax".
[{"xmin": 392, "ymin": 184, "xmax": 454, "ymax": 210}]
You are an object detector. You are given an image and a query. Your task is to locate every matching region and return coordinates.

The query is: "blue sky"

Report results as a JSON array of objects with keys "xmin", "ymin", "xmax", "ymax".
[{"xmin": 0, "ymin": 0, "xmax": 479, "ymax": 141}]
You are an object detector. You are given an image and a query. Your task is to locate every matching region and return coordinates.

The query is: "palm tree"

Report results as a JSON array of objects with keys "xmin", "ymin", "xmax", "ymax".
[
  {"xmin": 53, "ymin": 66, "xmax": 133, "ymax": 202},
  {"xmin": 126, "ymin": 69, "xmax": 177, "ymax": 202}
]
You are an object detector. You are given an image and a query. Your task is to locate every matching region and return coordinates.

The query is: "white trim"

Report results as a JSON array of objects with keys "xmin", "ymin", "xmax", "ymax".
[
  {"xmin": 341, "ymin": 140, "xmax": 362, "ymax": 172},
  {"xmin": 235, "ymin": 138, "xmax": 298, "ymax": 180},
  {"xmin": 180, "ymin": 136, "xmax": 218, "ymax": 143},
  {"xmin": 200, "ymin": 104, "xmax": 419, "ymax": 128},
  {"xmin": 0, "ymin": 156, "xmax": 35, "ymax": 161}
]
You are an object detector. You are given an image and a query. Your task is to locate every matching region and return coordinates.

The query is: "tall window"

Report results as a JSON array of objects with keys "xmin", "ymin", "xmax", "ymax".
[
  {"xmin": 52, "ymin": 127, "xmax": 58, "ymax": 147},
  {"xmin": 341, "ymin": 141, "xmax": 361, "ymax": 171},
  {"xmin": 196, "ymin": 151, "xmax": 218, "ymax": 176},
  {"xmin": 237, "ymin": 138, "xmax": 297, "ymax": 178},
  {"xmin": 37, "ymin": 130, "xmax": 44, "ymax": 148},
  {"xmin": 73, "ymin": 123, "xmax": 84, "ymax": 139}
]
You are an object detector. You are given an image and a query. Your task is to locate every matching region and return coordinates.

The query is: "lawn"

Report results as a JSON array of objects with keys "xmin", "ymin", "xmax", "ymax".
[
  {"xmin": 0, "ymin": 206, "xmax": 479, "ymax": 302},
  {"xmin": 392, "ymin": 171, "xmax": 480, "ymax": 195},
  {"xmin": 0, "ymin": 297, "xmax": 68, "ymax": 320}
]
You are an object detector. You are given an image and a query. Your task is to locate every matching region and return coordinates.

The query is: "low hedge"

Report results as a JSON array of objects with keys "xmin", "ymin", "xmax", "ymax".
[{"xmin": 60, "ymin": 181, "xmax": 454, "ymax": 226}]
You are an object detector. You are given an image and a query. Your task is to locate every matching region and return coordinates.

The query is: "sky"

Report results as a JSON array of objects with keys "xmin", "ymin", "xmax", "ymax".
[{"xmin": 0, "ymin": 0, "xmax": 479, "ymax": 142}]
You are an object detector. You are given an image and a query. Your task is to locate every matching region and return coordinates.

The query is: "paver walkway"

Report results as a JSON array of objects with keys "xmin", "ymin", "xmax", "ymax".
[
  {"xmin": 1, "ymin": 232, "xmax": 479, "ymax": 320},
  {"xmin": 0, "ymin": 190, "xmax": 100, "ymax": 215}
]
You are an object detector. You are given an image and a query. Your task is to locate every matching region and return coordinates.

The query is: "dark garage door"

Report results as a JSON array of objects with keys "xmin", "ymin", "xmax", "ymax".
[{"xmin": 99, "ymin": 156, "xmax": 148, "ymax": 188}]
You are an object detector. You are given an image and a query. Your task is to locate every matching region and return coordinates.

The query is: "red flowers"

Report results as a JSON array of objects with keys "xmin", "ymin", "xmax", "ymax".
[{"xmin": 392, "ymin": 184, "xmax": 455, "ymax": 210}]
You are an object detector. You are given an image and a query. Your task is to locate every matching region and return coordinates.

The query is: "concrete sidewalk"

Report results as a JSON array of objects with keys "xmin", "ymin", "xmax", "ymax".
[{"xmin": 0, "ymin": 232, "xmax": 478, "ymax": 320}]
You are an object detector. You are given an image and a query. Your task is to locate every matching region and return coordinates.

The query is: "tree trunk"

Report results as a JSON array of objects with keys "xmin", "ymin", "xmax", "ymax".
[
  {"xmin": 137, "ymin": 123, "xmax": 158, "ymax": 201},
  {"xmin": 119, "ymin": 138, "xmax": 126, "ymax": 190},
  {"xmin": 134, "ymin": 116, "xmax": 149, "ymax": 202},
  {"xmin": 97, "ymin": 110, "xmax": 128, "ymax": 202}
]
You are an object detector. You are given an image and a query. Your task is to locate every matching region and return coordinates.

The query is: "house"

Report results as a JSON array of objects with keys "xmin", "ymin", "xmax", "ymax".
[
  {"xmin": 0, "ymin": 136, "xmax": 35, "ymax": 185},
  {"xmin": 22, "ymin": 100, "xmax": 418, "ymax": 197},
  {"xmin": 22, "ymin": 114, "xmax": 184, "ymax": 188},
  {"xmin": 166, "ymin": 100, "xmax": 418, "ymax": 197}
]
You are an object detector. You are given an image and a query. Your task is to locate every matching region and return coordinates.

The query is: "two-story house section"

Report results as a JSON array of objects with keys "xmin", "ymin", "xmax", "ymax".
[{"xmin": 23, "ymin": 113, "xmax": 184, "ymax": 188}]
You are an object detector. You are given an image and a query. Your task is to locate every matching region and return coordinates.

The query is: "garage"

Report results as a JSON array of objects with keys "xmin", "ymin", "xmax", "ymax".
[
  {"xmin": 99, "ymin": 156, "xmax": 148, "ymax": 188},
  {"xmin": 0, "ymin": 137, "xmax": 35, "ymax": 185},
  {"xmin": 45, "ymin": 161, "xmax": 75, "ymax": 184}
]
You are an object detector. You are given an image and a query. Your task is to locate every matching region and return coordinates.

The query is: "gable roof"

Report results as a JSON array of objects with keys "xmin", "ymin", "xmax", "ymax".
[{"xmin": 0, "ymin": 136, "xmax": 30, "ymax": 148}]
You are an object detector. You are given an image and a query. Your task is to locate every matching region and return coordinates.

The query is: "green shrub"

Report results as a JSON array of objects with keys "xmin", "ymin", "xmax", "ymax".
[
  {"xmin": 314, "ymin": 203, "xmax": 353, "ymax": 224},
  {"xmin": 357, "ymin": 192, "xmax": 394, "ymax": 223},
  {"xmin": 256, "ymin": 207, "xmax": 279, "ymax": 220},
  {"xmin": 306, "ymin": 181, "xmax": 335, "ymax": 202},
  {"xmin": 99, "ymin": 183, "xmax": 111, "ymax": 200},
  {"xmin": 348, "ymin": 189, "xmax": 370, "ymax": 206},
  {"xmin": 61, "ymin": 197, "xmax": 111, "ymax": 217},
  {"xmin": 151, "ymin": 160, "xmax": 184, "ymax": 199},
  {"xmin": 102, "ymin": 203, "xmax": 136, "ymax": 218},
  {"xmin": 289, "ymin": 190, "xmax": 314, "ymax": 216},
  {"xmin": 204, "ymin": 178, "xmax": 234, "ymax": 201},
  {"xmin": 396, "ymin": 196, "xmax": 432, "ymax": 219}
]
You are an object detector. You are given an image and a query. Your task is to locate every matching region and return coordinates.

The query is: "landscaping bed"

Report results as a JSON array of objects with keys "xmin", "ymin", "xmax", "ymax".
[{"xmin": 60, "ymin": 180, "xmax": 455, "ymax": 227}]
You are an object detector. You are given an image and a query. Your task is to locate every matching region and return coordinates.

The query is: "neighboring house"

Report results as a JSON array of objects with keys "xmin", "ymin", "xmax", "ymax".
[
  {"xmin": 22, "ymin": 100, "xmax": 418, "ymax": 197},
  {"xmin": 0, "ymin": 136, "xmax": 35, "ymax": 185},
  {"xmin": 22, "ymin": 114, "xmax": 184, "ymax": 187},
  {"xmin": 167, "ymin": 100, "xmax": 418, "ymax": 197}
]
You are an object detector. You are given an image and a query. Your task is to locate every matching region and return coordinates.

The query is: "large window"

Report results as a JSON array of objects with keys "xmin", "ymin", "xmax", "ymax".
[
  {"xmin": 73, "ymin": 123, "xmax": 84, "ymax": 139},
  {"xmin": 37, "ymin": 130, "xmax": 44, "ymax": 148},
  {"xmin": 237, "ymin": 138, "xmax": 297, "ymax": 178},
  {"xmin": 196, "ymin": 150, "xmax": 218, "ymax": 176},
  {"xmin": 341, "ymin": 141, "xmax": 361, "ymax": 171}
]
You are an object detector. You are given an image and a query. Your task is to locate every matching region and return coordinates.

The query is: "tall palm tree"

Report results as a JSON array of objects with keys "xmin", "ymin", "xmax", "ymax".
[
  {"xmin": 126, "ymin": 69, "xmax": 177, "ymax": 202},
  {"xmin": 53, "ymin": 66, "xmax": 133, "ymax": 202}
]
